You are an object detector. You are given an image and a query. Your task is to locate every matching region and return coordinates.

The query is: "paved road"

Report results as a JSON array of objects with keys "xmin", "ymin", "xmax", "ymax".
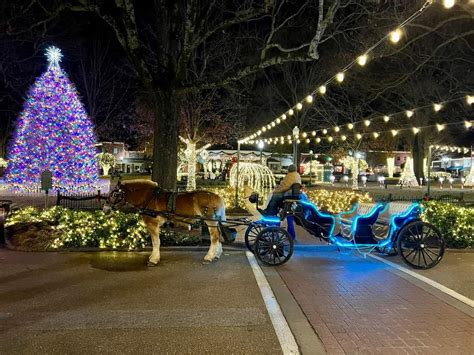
[
  {"xmin": 0, "ymin": 249, "xmax": 281, "ymax": 354},
  {"xmin": 276, "ymin": 248, "xmax": 474, "ymax": 354},
  {"xmin": 388, "ymin": 251, "xmax": 474, "ymax": 300}
]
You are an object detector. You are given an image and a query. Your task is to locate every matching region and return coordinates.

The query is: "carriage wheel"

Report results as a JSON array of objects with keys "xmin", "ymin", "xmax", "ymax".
[
  {"xmin": 397, "ymin": 221, "xmax": 445, "ymax": 269},
  {"xmin": 254, "ymin": 227, "xmax": 294, "ymax": 266},
  {"xmin": 244, "ymin": 223, "xmax": 264, "ymax": 252}
]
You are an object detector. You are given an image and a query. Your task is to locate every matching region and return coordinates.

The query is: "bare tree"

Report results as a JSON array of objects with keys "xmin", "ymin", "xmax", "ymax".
[{"xmin": 4, "ymin": 0, "xmax": 371, "ymax": 189}]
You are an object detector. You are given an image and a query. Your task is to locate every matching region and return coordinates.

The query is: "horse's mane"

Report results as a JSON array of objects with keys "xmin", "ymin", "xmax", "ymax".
[{"xmin": 121, "ymin": 179, "xmax": 158, "ymax": 190}]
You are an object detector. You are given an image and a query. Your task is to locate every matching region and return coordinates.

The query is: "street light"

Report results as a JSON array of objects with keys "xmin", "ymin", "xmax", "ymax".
[
  {"xmin": 292, "ymin": 126, "xmax": 300, "ymax": 169},
  {"xmin": 309, "ymin": 150, "xmax": 313, "ymax": 187},
  {"xmin": 257, "ymin": 141, "xmax": 264, "ymax": 165}
]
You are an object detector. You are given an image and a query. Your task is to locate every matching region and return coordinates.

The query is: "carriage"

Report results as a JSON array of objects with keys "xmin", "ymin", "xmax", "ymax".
[
  {"xmin": 106, "ymin": 180, "xmax": 445, "ymax": 268},
  {"xmin": 244, "ymin": 184, "xmax": 445, "ymax": 269}
]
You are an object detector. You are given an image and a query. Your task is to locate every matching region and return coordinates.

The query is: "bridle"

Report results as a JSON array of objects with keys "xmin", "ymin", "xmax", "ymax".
[
  {"xmin": 105, "ymin": 183, "xmax": 161, "ymax": 211},
  {"xmin": 106, "ymin": 184, "xmax": 126, "ymax": 210}
]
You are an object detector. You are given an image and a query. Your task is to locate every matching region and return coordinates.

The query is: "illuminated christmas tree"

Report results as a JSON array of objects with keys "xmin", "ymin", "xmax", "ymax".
[{"xmin": 5, "ymin": 46, "xmax": 99, "ymax": 191}]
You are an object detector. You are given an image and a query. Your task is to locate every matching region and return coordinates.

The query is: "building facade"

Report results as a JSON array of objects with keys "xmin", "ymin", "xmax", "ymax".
[{"xmin": 95, "ymin": 142, "xmax": 151, "ymax": 175}]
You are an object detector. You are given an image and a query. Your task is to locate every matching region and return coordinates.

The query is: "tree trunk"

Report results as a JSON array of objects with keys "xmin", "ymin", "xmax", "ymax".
[
  {"xmin": 152, "ymin": 88, "xmax": 178, "ymax": 190},
  {"xmin": 412, "ymin": 134, "xmax": 425, "ymax": 182}
]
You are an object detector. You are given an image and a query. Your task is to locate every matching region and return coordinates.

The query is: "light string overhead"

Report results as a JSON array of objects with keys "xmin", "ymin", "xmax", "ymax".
[
  {"xmin": 430, "ymin": 144, "xmax": 471, "ymax": 154},
  {"xmin": 252, "ymin": 119, "xmax": 472, "ymax": 145},
  {"xmin": 251, "ymin": 94, "xmax": 473, "ymax": 144},
  {"xmin": 238, "ymin": 0, "xmax": 436, "ymax": 144}
]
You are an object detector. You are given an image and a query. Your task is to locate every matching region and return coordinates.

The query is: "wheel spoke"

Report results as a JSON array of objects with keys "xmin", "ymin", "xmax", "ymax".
[
  {"xmin": 421, "ymin": 249, "xmax": 428, "ymax": 266},
  {"xmin": 403, "ymin": 247, "xmax": 416, "ymax": 259},
  {"xmin": 423, "ymin": 249, "xmax": 435, "ymax": 263},
  {"xmin": 424, "ymin": 247, "xmax": 440, "ymax": 259}
]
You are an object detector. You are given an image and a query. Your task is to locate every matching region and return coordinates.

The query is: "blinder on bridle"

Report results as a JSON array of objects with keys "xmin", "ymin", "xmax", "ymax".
[{"xmin": 107, "ymin": 183, "xmax": 126, "ymax": 210}]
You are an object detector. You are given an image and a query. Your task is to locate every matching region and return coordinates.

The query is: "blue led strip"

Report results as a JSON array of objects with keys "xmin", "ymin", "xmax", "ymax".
[
  {"xmin": 299, "ymin": 200, "xmax": 337, "ymax": 237},
  {"xmin": 351, "ymin": 203, "xmax": 384, "ymax": 236},
  {"xmin": 386, "ymin": 202, "xmax": 421, "ymax": 242},
  {"xmin": 259, "ymin": 216, "xmax": 281, "ymax": 224}
]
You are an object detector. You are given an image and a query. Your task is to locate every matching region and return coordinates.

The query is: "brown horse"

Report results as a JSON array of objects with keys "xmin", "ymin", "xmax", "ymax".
[{"xmin": 104, "ymin": 179, "xmax": 225, "ymax": 266}]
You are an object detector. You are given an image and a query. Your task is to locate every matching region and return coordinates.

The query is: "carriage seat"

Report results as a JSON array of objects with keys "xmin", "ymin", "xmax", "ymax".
[
  {"xmin": 334, "ymin": 202, "xmax": 383, "ymax": 239},
  {"xmin": 282, "ymin": 183, "xmax": 303, "ymax": 202},
  {"xmin": 372, "ymin": 202, "xmax": 419, "ymax": 240},
  {"xmin": 338, "ymin": 203, "xmax": 380, "ymax": 225}
]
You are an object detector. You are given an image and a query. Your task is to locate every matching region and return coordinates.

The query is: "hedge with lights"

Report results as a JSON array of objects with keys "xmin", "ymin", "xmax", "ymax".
[
  {"xmin": 305, "ymin": 189, "xmax": 373, "ymax": 213},
  {"xmin": 207, "ymin": 185, "xmax": 247, "ymax": 210},
  {"xmin": 5, "ymin": 206, "xmax": 200, "ymax": 250},
  {"xmin": 421, "ymin": 201, "xmax": 473, "ymax": 248},
  {"xmin": 5, "ymin": 193, "xmax": 472, "ymax": 250}
]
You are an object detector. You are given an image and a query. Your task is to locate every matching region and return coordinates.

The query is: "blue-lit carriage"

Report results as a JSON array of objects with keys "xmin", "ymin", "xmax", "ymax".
[{"xmin": 245, "ymin": 185, "xmax": 445, "ymax": 269}]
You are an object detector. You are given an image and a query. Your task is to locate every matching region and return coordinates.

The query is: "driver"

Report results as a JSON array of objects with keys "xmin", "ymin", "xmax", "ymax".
[{"xmin": 261, "ymin": 164, "xmax": 301, "ymax": 215}]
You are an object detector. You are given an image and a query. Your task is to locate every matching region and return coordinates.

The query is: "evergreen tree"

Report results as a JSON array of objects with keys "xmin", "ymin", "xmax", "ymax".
[{"xmin": 5, "ymin": 46, "xmax": 99, "ymax": 191}]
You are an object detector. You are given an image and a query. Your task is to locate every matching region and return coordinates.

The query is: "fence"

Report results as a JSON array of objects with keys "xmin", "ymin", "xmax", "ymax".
[
  {"xmin": 372, "ymin": 192, "xmax": 474, "ymax": 206},
  {"xmin": 56, "ymin": 190, "xmax": 106, "ymax": 210}
]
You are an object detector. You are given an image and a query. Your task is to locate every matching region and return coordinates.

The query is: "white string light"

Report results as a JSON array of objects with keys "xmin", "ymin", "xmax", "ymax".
[
  {"xmin": 431, "ymin": 144, "xmax": 469, "ymax": 155},
  {"xmin": 249, "ymin": 119, "xmax": 472, "ymax": 145},
  {"xmin": 336, "ymin": 72, "xmax": 345, "ymax": 83},
  {"xmin": 443, "ymin": 0, "xmax": 456, "ymax": 9},
  {"xmin": 357, "ymin": 54, "xmax": 368, "ymax": 66},
  {"xmin": 389, "ymin": 29, "xmax": 402, "ymax": 43},
  {"xmin": 261, "ymin": 96, "xmax": 469, "ymax": 141},
  {"xmin": 237, "ymin": 1, "xmax": 434, "ymax": 144}
]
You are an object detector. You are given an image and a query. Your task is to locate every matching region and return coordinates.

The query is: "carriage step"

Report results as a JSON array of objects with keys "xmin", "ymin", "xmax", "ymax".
[{"xmin": 332, "ymin": 235, "xmax": 378, "ymax": 248}]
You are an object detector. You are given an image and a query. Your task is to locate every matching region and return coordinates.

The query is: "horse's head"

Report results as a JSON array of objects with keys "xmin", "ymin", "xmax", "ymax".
[
  {"xmin": 104, "ymin": 179, "xmax": 159, "ymax": 214},
  {"xmin": 103, "ymin": 181, "xmax": 127, "ymax": 214}
]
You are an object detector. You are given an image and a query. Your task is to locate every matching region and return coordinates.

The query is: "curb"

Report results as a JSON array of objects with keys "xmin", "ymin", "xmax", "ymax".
[{"xmin": 1, "ymin": 242, "xmax": 249, "ymax": 253}]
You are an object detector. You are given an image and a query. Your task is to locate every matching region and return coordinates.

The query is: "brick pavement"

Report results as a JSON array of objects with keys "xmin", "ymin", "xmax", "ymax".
[{"xmin": 277, "ymin": 249, "xmax": 473, "ymax": 354}]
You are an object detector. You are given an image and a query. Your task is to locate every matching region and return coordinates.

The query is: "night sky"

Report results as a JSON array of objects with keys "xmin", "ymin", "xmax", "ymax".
[{"xmin": 1, "ymin": 1, "xmax": 473, "ymax": 157}]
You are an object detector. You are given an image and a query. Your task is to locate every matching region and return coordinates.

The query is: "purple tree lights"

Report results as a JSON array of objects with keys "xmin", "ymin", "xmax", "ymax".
[{"xmin": 5, "ymin": 46, "xmax": 99, "ymax": 191}]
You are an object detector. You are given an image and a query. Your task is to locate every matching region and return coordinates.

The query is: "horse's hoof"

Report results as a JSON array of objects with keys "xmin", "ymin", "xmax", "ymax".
[{"xmin": 147, "ymin": 261, "xmax": 159, "ymax": 267}]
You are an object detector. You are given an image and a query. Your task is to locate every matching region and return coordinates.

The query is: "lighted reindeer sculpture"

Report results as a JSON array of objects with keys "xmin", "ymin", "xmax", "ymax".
[{"xmin": 104, "ymin": 180, "xmax": 226, "ymax": 266}]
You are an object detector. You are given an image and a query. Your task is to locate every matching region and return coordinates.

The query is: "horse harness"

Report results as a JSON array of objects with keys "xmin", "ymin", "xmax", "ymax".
[{"xmin": 109, "ymin": 184, "xmax": 219, "ymax": 222}]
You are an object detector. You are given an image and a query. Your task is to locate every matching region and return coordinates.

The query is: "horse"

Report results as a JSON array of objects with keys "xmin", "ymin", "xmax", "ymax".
[{"xmin": 104, "ymin": 179, "xmax": 225, "ymax": 266}]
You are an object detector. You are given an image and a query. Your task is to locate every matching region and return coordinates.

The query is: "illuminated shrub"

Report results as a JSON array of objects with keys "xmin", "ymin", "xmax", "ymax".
[{"xmin": 421, "ymin": 201, "xmax": 474, "ymax": 248}]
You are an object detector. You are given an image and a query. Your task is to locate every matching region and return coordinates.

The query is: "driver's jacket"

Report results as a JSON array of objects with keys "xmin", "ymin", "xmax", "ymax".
[{"xmin": 273, "ymin": 172, "xmax": 302, "ymax": 193}]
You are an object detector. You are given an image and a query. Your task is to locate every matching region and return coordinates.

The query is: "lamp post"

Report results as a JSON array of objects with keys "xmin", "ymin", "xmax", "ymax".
[
  {"xmin": 427, "ymin": 145, "xmax": 432, "ymax": 196},
  {"xmin": 292, "ymin": 126, "xmax": 300, "ymax": 169},
  {"xmin": 257, "ymin": 141, "xmax": 264, "ymax": 165},
  {"xmin": 309, "ymin": 150, "xmax": 313, "ymax": 187},
  {"xmin": 234, "ymin": 141, "xmax": 241, "ymax": 208}
]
